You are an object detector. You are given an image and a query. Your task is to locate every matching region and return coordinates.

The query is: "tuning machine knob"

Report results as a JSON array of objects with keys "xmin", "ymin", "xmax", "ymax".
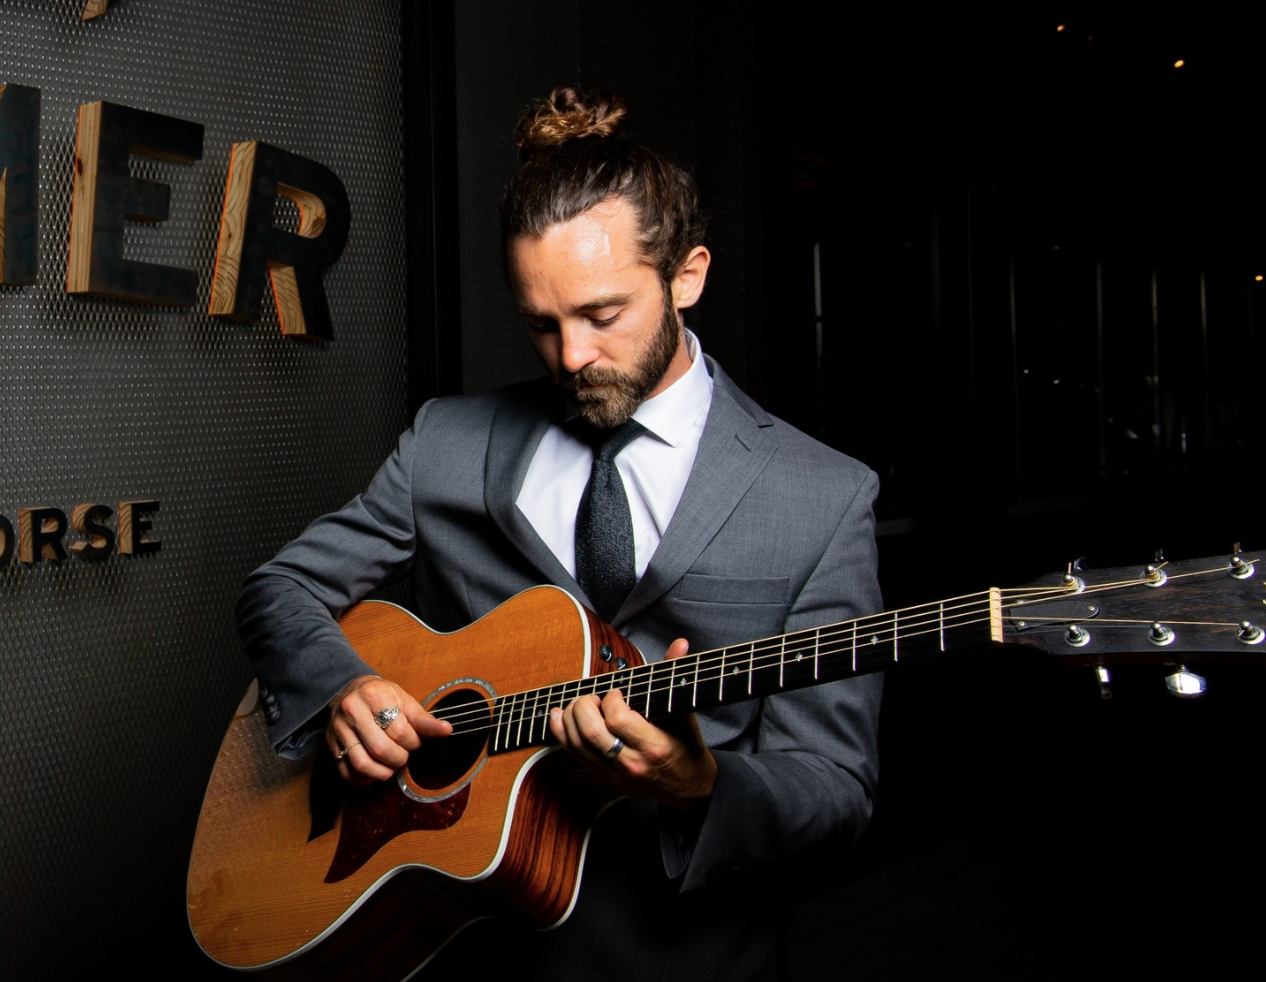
[
  {"xmin": 1094, "ymin": 665, "xmax": 1112, "ymax": 700},
  {"xmin": 1064, "ymin": 624, "xmax": 1091, "ymax": 647},
  {"xmin": 1148, "ymin": 622, "xmax": 1175, "ymax": 646},
  {"xmin": 1229, "ymin": 551, "xmax": 1256, "ymax": 580},
  {"xmin": 1237, "ymin": 621, "xmax": 1264, "ymax": 645},
  {"xmin": 1164, "ymin": 665, "xmax": 1207, "ymax": 698}
]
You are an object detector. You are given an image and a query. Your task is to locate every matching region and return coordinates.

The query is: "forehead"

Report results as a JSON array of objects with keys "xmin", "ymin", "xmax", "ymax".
[{"xmin": 508, "ymin": 199, "xmax": 653, "ymax": 305}]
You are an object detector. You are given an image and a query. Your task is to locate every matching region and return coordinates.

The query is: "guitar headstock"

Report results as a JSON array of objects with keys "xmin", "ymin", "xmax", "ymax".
[{"xmin": 1001, "ymin": 552, "xmax": 1266, "ymax": 665}]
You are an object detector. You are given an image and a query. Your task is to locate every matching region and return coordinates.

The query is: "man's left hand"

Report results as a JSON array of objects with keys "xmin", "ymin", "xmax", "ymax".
[{"xmin": 548, "ymin": 638, "xmax": 717, "ymax": 809}]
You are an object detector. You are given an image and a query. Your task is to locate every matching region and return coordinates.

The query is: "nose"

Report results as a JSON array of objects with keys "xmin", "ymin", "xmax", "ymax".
[{"xmin": 558, "ymin": 323, "xmax": 597, "ymax": 375}]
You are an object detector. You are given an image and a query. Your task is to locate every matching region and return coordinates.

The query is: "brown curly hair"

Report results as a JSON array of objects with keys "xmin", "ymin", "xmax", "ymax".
[{"xmin": 501, "ymin": 87, "xmax": 707, "ymax": 287}]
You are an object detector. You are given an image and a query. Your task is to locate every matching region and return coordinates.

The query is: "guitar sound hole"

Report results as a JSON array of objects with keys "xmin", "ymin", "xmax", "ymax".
[{"xmin": 407, "ymin": 687, "xmax": 490, "ymax": 793}]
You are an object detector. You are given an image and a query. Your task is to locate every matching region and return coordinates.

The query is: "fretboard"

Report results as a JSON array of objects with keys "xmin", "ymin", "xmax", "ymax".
[{"xmin": 481, "ymin": 590, "xmax": 1001, "ymax": 754}]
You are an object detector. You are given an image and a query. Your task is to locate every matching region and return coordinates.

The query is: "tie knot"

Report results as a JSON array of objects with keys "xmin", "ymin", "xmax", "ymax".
[{"xmin": 582, "ymin": 418, "xmax": 645, "ymax": 463}]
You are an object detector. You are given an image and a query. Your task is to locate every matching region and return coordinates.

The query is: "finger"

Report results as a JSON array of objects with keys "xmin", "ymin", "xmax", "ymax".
[
  {"xmin": 333, "ymin": 682, "xmax": 413, "ymax": 771},
  {"xmin": 337, "ymin": 742, "xmax": 394, "ymax": 784},
  {"xmin": 404, "ymin": 696, "xmax": 452, "ymax": 741},
  {"xmin": 326, "ymin": 716, "xmax": 393, "ymax": 783},
  {"xmin": 664, "ymin": 637, "xmax": 690, "ymax": 660},
  {"xmin": 571, "ymin": 692, "xmax": 626, "ymax": 760}
]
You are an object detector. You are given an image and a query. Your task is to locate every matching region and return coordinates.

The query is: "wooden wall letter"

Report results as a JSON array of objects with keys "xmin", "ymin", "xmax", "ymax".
[
  {"xmin": 18, "ymin": 507, "xmax": 68, "ymax": 563},
  {"xmin": 66, "ymin": 101, "xmax": 204, "ymax": 305},
  {"xmin": 208, "ymin": 141, "xmax": 350, "ymax": 339},
  {"xmin": 81, "ymin": 0, "xmax": 112, "ymax": 20},
  {"xmin": 70, "ymin": 503, "xmax": 114, "ymax": 559},
  {"xmin": 0, "ymin": 515, "xmax": 13, "ymax": 566},
  {"xmin": 0, "ymin": 82, "xmax": 40, "ymax": 285},
  {"xmin": 118, "ymin": 500, "xmax": 160, "ymax": 555}
]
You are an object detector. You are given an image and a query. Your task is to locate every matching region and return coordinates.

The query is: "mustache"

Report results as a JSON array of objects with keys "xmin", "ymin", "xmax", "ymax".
[{"xmin": 562, "ymin": 366, "xmax": 628, "ymax": 394}]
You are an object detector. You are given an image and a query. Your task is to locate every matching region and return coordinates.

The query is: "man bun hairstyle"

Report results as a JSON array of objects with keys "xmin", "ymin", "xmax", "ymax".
[{"xmin": 502, "ymin": 86, "xmax": 707, "ymax": 287}]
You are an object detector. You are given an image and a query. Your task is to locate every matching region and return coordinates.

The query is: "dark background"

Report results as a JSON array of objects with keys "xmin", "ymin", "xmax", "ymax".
[
  {"xmin": 405, "ymin": 7, "xmax": 1266, "ymax": 977},
  {"xmin": 13, "ymin": 4, "xmax": 1246, "ymax": 978}
]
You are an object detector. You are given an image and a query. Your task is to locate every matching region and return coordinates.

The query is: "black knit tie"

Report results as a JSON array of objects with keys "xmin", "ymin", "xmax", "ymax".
[{"xmin": 574, "ymin": 419, "xmax": 645, "ymax": 622}]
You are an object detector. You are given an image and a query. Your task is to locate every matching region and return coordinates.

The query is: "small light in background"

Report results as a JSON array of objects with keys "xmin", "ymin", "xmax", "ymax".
[
  {"xmin": 1256, "ymin": 275, "xmax": 1264, "ymax": 282},
  {"xmin": 1174, "ymin": 59, "xmax": 1185, "ymax": 68},
  {"xmin": 1057, "ymin": 24, "xmax": 1065, "ymax": 32}
]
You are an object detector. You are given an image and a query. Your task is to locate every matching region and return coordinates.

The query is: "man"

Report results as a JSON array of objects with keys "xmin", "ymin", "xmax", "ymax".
[{"xmin": 237, "ymin": 87, "xmax": 882, "ymax": 980}]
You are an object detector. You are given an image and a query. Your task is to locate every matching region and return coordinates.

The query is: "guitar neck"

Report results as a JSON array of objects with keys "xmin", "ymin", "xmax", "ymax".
[{"xmin": 483, "ymin": 590, "xmax": 1002, "ymax": 754}]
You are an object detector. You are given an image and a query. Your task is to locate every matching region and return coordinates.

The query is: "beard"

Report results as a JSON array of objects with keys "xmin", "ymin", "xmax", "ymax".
[{"xmin": 563, "ymin": 295, "xmax": 681, "ymax": 428}]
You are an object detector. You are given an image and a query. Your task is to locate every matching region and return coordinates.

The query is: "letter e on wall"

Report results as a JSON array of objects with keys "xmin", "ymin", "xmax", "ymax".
[{"xmin": 66, "ymin": 101, "xmax": 204, "ymax": 305}]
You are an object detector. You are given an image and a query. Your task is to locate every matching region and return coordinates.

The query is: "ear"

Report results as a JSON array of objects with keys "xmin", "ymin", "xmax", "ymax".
[{"xmin": 670, "ymin": 245, "xmax": 711, "ymax": 310}]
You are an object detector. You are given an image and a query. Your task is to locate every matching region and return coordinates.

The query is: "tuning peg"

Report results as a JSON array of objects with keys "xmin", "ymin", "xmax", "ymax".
[
  {"xmin": 1229, "ymin": 547, "xmax": 1256, "ymax": 580},
  {"xmin": 1164, "ymin": 665, "xmax": 1206, "ymax": 698},
  {"xmin": 1064, "ymin": 624, "xmax": 1091, "ymax": 647},
  {"xmin": 1148, "ymin": 622, "xmax": 1175, "ymax": 646},
  {"xmin": 1144, "ymin": 563, "xmax": 1168, "ymax": 587},
  {"xmin": 1062, "ymin": 563, "xmax": 1085, "ymax": 592},
  {"xmin": 1094, "ymin": 665, "xmax": 1112, "ymax": 700}
]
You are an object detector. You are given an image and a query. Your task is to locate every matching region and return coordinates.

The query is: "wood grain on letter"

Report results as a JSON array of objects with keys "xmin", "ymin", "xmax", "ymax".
[
  {"xmin": 65, "ymin": 102, "xmax": 101, "ymax": 295},
  {"xmin": 208, "ymin": 141, "xmax": 254, "ymax": 317}
]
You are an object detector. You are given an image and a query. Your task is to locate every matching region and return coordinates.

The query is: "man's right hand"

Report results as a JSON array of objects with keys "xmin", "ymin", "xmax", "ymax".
[{"xmin": 325, "ymin": 674, "xmax": 452, "ymax": 785}]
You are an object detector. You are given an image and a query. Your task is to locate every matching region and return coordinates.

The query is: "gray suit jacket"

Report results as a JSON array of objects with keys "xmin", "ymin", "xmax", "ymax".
[{"xmin": 236, "ymin": 358, "xmax": 883, "ymax": 978}]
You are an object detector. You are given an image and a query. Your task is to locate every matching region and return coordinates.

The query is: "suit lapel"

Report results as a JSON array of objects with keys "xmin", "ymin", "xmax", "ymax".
[
  {"xmin": 484, "ymin": 384, "xmax": 585, "ymax": 595},
  {"xmin": 616, "ymin": 360, "xmax": 776, "ymax": 624}
]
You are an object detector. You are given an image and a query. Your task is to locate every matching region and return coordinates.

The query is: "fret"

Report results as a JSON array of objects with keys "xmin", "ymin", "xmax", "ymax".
[
  {"xmin": 691, "ymin": 653, "xmax": 699, "ymax": 708},
  {"xmin": 717, "ymin": 647, "xmax": 726, "ymax": 702},
  {"xmin": 851, "ymin": 620, "xmax": 857, "ymax": 672},
  {"xmin": 511, "ymin": 690, "xmax": 526, "ymax": 748},
  {"xmin": 813, "ymin": 627, "xmax": 820, "ymax": 680},
  {"xmin": 939, "ymin": 600, "xmax": 945, "ymax": 652},
  {"xmin": 779, "ymin": 634, "xmax": 786, "ymax": 688},
  {"xmin": 526, "ymin": 686, "xmax": 541, "ymax": 745},
  {"xmin": 644, "ymin": 665, "xmax": 654, "ymax": 717},
  {"xmin": 492, "ymin": 696, "xmax": 506, "ymax": 753},
  {"xmin": 667, "ymin": 658, "xmax": 676, "ymax": 713},
  {"xmin": 892, "ymin": 611, "xmax": 899, "ymax": 663},
  {"xmin": 746, "ymin": 642, "xmax": 755, "ymax": 695}
]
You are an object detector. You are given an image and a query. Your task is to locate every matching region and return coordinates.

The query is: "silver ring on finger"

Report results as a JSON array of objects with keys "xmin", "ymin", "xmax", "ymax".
[
  {"xmin": 374, "ymin": 706, "xmax": 400, "ymax": 729},
  {"xmin": 602, "ymin": 737, "xmax": 625, "ymax": 760}
]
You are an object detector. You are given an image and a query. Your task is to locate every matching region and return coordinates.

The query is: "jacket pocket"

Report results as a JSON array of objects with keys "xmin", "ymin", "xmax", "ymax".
[{"xmin": 674, "ymin": 573, "xmax": 789, "ymax": 606}]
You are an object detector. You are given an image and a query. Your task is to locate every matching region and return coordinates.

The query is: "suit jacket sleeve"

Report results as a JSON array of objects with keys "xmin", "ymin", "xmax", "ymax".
[
  {"xmin": 235, "ymin": 408, "xmax": 425, "ymax": 757},
  {"xmin": 661, "ymin": 466, "xmax": 883, "ymax": 892}
]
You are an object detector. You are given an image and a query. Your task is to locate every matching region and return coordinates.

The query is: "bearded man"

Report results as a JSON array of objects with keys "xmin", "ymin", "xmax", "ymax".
[{"xmin": 236, "ymin": 87, "xmax": 883, "ymax": 981}]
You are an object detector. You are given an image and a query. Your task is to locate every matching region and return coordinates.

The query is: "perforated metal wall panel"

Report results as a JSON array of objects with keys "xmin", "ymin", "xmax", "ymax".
[{"xmin": 0, "ymin": 1, "xmax": 407, "ymax": 975}]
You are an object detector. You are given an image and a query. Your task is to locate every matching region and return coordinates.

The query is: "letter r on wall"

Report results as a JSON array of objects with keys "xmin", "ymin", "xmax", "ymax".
[{"xmin": 208, "ymin": 142, "xmax": 350, "ymax": 340}]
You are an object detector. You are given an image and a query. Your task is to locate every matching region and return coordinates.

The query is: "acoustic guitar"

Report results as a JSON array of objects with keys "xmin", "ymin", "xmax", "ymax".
[{"xmin": 187, "ymin": 551, "xmax": 1264, "ymax": 980}]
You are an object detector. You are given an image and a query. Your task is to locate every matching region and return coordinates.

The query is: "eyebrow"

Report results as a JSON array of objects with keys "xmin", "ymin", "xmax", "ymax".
[{"xmin": 517, "ymin": 293, "xmax": 635, "ymax": 318}]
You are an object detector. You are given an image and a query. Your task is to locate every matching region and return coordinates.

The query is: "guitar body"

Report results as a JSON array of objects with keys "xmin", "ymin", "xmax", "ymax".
[
  {"xmin": 190, "ymin": 551, "xmax": 1266, "ymax": 979},
  {"xmin": 187, "ymin": 586, "xmax": 640, "ymax": 981}
]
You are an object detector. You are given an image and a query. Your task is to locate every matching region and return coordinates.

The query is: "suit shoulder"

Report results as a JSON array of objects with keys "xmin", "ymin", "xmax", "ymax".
[
  {"xmin": 407, "ymin": 378, "xmax": 554, "ymax": 433},
  {"xmin": 709, "ymin": 363, "xmax": 875, "ymax": 490}
]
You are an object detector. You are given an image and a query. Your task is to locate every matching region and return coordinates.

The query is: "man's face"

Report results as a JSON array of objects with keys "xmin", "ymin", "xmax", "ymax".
[{"xmin": 508, "ymin": 198, "xmax": 692, "ymax": 428}]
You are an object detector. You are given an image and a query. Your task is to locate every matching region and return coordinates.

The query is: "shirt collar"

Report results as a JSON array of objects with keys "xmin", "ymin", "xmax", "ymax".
[{"xmin": 630, "ymin": 330, "xmax": 713, "ymax": 448}]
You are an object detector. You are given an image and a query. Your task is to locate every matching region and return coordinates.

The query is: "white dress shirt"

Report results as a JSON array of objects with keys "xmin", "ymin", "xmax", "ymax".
[{"xmin": 517, "ymin": 332, "xmax": 714, "ymax": 581}]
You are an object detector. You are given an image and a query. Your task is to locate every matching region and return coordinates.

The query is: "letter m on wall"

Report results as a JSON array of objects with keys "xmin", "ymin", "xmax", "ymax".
[
  {"xmin": 0, "ymin": 82, "xmax": 40, "ymax": 285},
  {"xmin": 209, "ymin": 142, "xmax": 350, "ymax": 340}
]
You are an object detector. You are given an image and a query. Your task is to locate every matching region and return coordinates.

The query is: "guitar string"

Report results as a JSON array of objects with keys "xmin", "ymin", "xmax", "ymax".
[
  {"xmin": 417, "ymin": 561, "xmax": 1256, "ymax": 742},
  {"xmin": 421, "ymin": 561, "xmax": 1256, "ymax": 737}
]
